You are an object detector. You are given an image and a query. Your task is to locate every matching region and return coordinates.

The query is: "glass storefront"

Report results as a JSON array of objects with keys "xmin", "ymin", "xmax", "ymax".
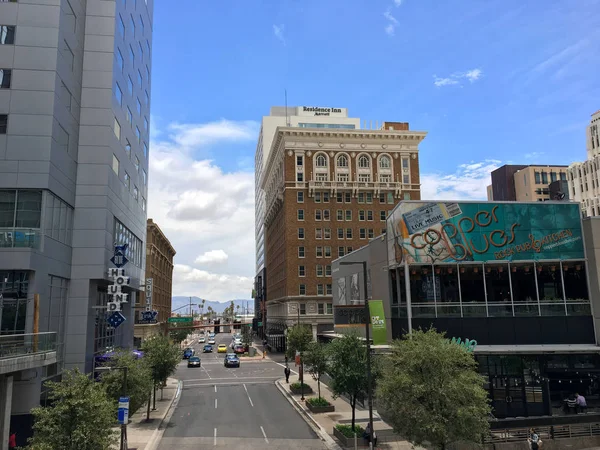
[{"xmin": 0, "ymin": 271, "xmax": 29, "ymax": 334}]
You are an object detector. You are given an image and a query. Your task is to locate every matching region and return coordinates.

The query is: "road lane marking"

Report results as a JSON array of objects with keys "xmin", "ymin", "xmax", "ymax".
[
  {"xmin": 183, "ymin": 380, "xmax": 274, "ymax": 387},
  {"xmin": 215, "ymin": 398, "xmax": 217, "ymax": 409},
  {"xmin": 243, "ymin": 384, "xmax": 254, "ymax": 407},
  {"xmin": 276, "ymin": 362, "xmax": 299, "ymax": 375},
  {"xmin": 202, "ymin": 366, "xmax": 212, "ymax": 379},
  {"xmin": 214, "ymin": 428, "xmax": 217, "ymax": 446},
  {"xmin": 214, "ymin": 385, "xmax": 217, "ymax": 393},
  {"xmin": 260, "ymin": 426, "xmax": 269, "ymax": 444}
]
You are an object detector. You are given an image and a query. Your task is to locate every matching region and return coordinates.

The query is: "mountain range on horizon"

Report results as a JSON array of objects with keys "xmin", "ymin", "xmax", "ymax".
[{"xmin": 171, "ymin": 296, "xmax": 254, "ymax": 315}]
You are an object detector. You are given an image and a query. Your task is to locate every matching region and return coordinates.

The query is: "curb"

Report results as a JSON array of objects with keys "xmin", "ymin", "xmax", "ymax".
[
  {"xmin": 144, "ymin": 378, "xmax": 183, "ymax": 450},
  {"xmin": 275, "ymin": 379, "xmax": 342, "ymax": 450}
]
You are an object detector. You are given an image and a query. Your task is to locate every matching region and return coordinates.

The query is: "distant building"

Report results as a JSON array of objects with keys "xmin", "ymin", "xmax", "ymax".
[
  {"xmin": 489, "ymin": 164, "xmax": 568, "ymax": 202},
  {"xmin": 568, "ymin": 110, "xmax": 600, "ymax": 216},
  {"xmin": 134, "ymin": 219, "xmax": 176, "ymax": 345}
]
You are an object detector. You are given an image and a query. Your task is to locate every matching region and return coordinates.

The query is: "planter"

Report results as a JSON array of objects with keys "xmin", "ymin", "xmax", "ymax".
[
  {"xmin": 333, "ymin": 427, "xmax": 365, "ymax": 448},
  {"xmin": 290, "ymin": 384, "xmax": 314, "ymax": 395},
  {"xmin": 306, "ymin": 401, "xmax": 335, "ymax": 413}
]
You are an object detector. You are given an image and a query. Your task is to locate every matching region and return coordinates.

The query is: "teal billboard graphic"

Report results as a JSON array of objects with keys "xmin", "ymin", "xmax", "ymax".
[{"xmin": 387, "ymin": 202, "xmax": 584, "ymax": 265}]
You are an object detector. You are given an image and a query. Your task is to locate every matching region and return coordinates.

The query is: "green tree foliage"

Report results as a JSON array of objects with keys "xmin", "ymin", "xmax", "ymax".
[
  {"xmin": 241, "ymin": 324, "xmax": 253, "ymax": 348},
  {"xmin": 377, "ymin": 329, "xmax": 491, "ymax": 450},
  {"xmin": 285, "ymin": 324, "xmax": 313, "ymax": 382},
  {"xmin": 99, "ymin": 350, "xmax": 153, "ymax": 417},
  {"xmin": 27, "ymin": 369, "xmax": 118, "ymax": 450},
  {"xmin": 142, "ymin": 335, "xmax": 180, "ymax": 388},
  {"xmin": 169, "ymin": 325, "xmax": 189, "ymax": 344},
  {"xmin": 327, "ymin": 331, "xmax": 371, "ymax": 431},
  {"xmin": 302, "ymin": 341, "xmax": 329, "ymax": 399}
]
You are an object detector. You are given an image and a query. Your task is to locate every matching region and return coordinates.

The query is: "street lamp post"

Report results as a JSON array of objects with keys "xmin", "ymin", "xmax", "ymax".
[
  {"xmin": 96, "ymin": 366, "xmax": 129, "ymax": 450},
  {"xmin": 340, "ymin": 260, "xmax": 374, "ymax": 450}
]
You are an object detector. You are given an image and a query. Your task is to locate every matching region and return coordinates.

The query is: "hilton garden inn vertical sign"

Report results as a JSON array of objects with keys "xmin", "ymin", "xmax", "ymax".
[{"xmin": 106, "ymin": 244, "xmax": 130, "ymax": 329}]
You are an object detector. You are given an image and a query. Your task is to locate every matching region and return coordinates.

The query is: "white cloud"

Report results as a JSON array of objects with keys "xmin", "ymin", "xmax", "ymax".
[
  {"xmin": 524, "ymin": 151, "xmax": 545, "ymax": 160},
  {"xmin": 420, "ymin": 159, "xmax": 501, "ymax": 200},
  {"xmin": 393, "ymin": 0, "xmax": 403, "ymax": 5},
  {"xmin": 195, "ymin": 249, "xmax": 229, "ymax": 265},
  {"xmin": 383, "ymin": 10, "xmax": 398, "ymax": 36},
  {"xmin": 148, "ymin": 119, "xmax": 258, "ymax": 302},
  {"xmin": 273, "ymin": 24, "xmax": 286, "ymax": 45},
  {"xmin": 433, "ymin": 68, "xmax": 484, "ymax": 87}
]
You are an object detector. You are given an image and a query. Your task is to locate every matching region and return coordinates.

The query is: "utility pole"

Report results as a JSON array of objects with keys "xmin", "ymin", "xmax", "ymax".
[{"xmin": 189, "ymin": 296, "xmax": 192, "ymax": 318}]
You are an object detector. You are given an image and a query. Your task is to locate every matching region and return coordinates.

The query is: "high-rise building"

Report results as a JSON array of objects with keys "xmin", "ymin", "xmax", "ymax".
[
  {"xmin": 0, "ymin": 0, "xmax": 153, "ymax": 441},
  {"xmin": 253, "ymin": 107, "xmax": 361, "ymax": 338},
  {"xmin": 488, "ymin": 165, "xmax": 568, "ymax": 202},
  {"xmin": 259, "ymin": 119, "xmax": 426, "ymax": 350},
  {"xmin": 568, "ymin": 110, "xmax": 600, "ymax": 216},
  {"xmin": 134, "ymin": 219, "xmax": 175, "ymax": 344}
]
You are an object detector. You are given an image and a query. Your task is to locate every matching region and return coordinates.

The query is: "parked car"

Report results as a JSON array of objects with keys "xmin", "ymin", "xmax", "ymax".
[
  {"xmin": 234, "ymin": 344, "xmax": 245, "ymax": 354},
  {"xmin": 224, "ymin": 353, "xmax": 240, "ymax": 368},
  {"xmin": 203, "ymin": 344, "xmax": 213, "ymax": 353},
  {"xmin": 187, "ymin": 356, "xmax": 201, "ymax": 368},
  {"xmin": 183, "ymin": 348, "xmax": 194, "ymax": 359}
]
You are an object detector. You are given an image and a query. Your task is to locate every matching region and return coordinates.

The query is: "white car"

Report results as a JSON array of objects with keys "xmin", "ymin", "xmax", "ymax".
[
  {"xmin": 208, "ymin": 339, "xmax": 216, "ymax": 345},
  {"xmin": 198, "ymin": 337, "xmax": 205, "ymax": 343}
]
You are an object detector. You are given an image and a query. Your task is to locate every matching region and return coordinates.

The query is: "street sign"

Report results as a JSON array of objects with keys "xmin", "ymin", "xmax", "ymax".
[
  {"xmin": 168, "ymin": 317, "xmax": 193, "ymax": 323},
  {"xmin": 118, "ymin": 396, "xmax": 130, "ymax": 424},
  {"xmin": 257, "ymin": 321, "xmax": 262, "ymax": 327},
  {"xmin": 107, "ymin": 311, "xmax": 126, "ymax": 328}
]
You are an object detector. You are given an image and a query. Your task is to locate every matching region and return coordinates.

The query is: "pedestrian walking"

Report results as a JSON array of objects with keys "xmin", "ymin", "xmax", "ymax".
[
  {"xmin": 528, "ymin": 428, "xmax": 542, "ymax": 450},
  {"xmin": 284, "ymin": 365, "xmax": 291, "ymax": 383},
  {"xmin": 8, "ymin": 432, "xmax": 16, "ymax": 449}
]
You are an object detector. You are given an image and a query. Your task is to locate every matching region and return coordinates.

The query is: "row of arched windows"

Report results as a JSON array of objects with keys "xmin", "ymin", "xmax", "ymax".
[{"xmin": 313, "ymin": 153, "xmax": 393, "ymax": 170}]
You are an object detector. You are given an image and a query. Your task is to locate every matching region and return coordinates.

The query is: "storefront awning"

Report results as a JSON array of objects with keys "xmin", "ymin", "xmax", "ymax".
[{"xmin": 473, "ymin": 344, "xmax": 600, "ymax": 355}]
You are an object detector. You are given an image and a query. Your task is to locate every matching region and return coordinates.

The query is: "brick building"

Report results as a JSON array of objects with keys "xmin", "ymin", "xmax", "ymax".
[
  {"xmin": 260, "ymin": 122, "xmax": 427, "ymax": 350},
  {"xmin": 134, "ymin": 219, "xmax": 176, "ymax": 344}
]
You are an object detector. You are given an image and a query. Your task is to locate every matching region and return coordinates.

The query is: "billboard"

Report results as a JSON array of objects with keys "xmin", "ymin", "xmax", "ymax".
[{"xmin": 387, "ymin": 201, "xmax": 584, "ymax": 265}]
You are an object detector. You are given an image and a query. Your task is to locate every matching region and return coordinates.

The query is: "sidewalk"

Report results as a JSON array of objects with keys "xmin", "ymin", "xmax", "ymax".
[
  {"xmin": 276, "ymin": 372, "xmax": 424, "ymax": 450},
  {"xmin": 113, "ymin": 377, "xmax": 181, "ymax": 450}
]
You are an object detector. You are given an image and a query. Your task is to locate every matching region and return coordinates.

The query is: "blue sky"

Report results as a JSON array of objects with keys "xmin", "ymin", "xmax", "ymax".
[{"xmin": 147, "ymin": 0, "xmax": 600, "ymax": 301}]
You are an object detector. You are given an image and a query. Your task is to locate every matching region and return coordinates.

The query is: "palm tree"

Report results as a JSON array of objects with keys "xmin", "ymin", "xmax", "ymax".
[{"xmin": 236, "ymin": 305, "xmax": 240, "ymax": 317}]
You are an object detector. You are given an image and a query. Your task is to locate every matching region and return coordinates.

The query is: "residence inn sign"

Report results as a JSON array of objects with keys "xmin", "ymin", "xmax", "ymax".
[{"xmin": 387, "ymin": 201, "xmax": 585, "ymax": 265}]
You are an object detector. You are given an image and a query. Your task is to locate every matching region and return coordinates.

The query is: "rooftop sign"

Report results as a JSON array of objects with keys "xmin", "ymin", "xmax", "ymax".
[{"xmin": 297, "ymin": 106, "xmax": 347, "ymax": 117}]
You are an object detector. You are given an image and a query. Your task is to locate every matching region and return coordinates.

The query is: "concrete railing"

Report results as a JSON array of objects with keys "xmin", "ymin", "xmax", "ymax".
[{"xmin": 0, "ymin": 332, "xmax": 57, "ymax": 359}]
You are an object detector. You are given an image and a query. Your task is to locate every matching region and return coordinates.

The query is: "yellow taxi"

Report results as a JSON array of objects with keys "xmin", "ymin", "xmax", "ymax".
[{"xmin": 218, "ymin": 344, "xmax": 228, "ymax": 353}]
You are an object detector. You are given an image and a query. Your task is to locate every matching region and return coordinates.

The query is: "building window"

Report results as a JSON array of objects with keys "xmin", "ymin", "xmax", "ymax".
[
  {"xmin": 144, "ymin": 116, "xmax": 149, "ymax": 131},
  {"xmin": 298, "ymin": 228, "xmax": 305, "ymax": 239},
  {"xmin": 325, "ymin": 246, "xmax": 331, "ymax": 257},
  {"xmin": 0, "ymin": 26, "xmax": 16, "ymax": 45},
  {"xmin": 326, "ymin": 284, "xmax": 332, "ymax": 295},
  {"xmin": 136, "ymin": 98, "xmax": 142, "ymax": 115},
  {"xmin": 297, "ymin": 192, "xmax": 304, "ymax": 203},
  {"xmin": 358, "ymin": 174, "xmax": 371, "ymax": 183},
  {"xmin": 402, "ymin": 158, "xmax": 409, "ymax": 169},
  {"xmin": 324, "ymin": 228, "xmax": 331, "ymax": 239},
  {"xmin": 296, "ymin": 155, "xmax": 303, "ymax": 166},
  {"xmin": 129, "ymin": 14, "xmax": 135, "ymax": 37},
  {"xmin": 323, "ymin": 192, "xmax": 330, "ymax": 203},
  {"xmin": 318, "ymin": 303, "xmax": 324, "ymax": 314},
  {"xmin": 118, "ymin": 14, "xmax": 125, "ymax": 37},
  {"xmin": 337, "ymin": 228, "xmax": 344, "ymax": 239},
  {"xmin": 114, "ymin": 83, "xmax": 123, "ymax": 106},
  {"xmin": 113, "ymin": 118, "xmax": 121, "ymax": 140},
  {"xmin": 43, "ymin": 192, "xmax": 73, "ymax": 245},
  {"xmin": 346, "ymin": 228, "xmax": 352, "ymax": 239},
  {"xmin": 380, "ymin": 210, "xmax": 386, "ymax": 221},
  {"xmin": 337, "ymin": 210, "xmax": 343, "ymax": 221},
  {"xmin": 125, "ymin": 140, "xmax": 131, "ymax": 157},
  {"xmin": 337, "ymin": 154, "xmax": 348, "ymax": 167},
  {"xmin": 535, "ymin": 171, "xmax": 541, "ymax": 184},
  {"xmin": 347, "ymin": 246, "xmax": 353, "ymax": 253},
  {"xmin": 315, "ymin": 209, "xmax": 322, "ymax": 221},
  {"xmin": 0, "ymin": 69, "xmax": 11, "ymax": 88},
  {"xmin": 298, "ymin": 247, "xmax": 305, "ymax": 258},
  {"xmin": 116, "ymin": 49, "xmax": 124, "ymax": 72},
  {"xmin": 345, "ymin": 210, "xmax": 352, "ymax": 221},
  {"xmin": 379, "ymin": 193, "xmax": 386, "ymax": 203},
  {"xmin": 145, "ymin": 90, "xmax": 149, "ymax": 105},
  {"xmin": 133, "ymin": 185, "xmax": 139, "ymax": 200},
  {"xmin": 316, "ymin": 154, "xmax": 327, "ymax": 167},
  {"xmin": 326, "ymin": 303, "xmax": 333, "ymax": 314},
  {"xmin": 124, "ymin": 172, "xmax": 130, "ymax": 190},
  {"xmin": 129, "ymin": 44, "xmax": 135, "ymax": 65},
  {"xmin": 134, "ymin": 156, "xmax": 140, "ymax": 173},
  {"xmin": 366, "ymin": 193, "xmax": 373, "ymax": 203},
  {"xmin": 316, "ymin": 265, "xmax": 323, "ymax": 277},
  {"xmin": 113, "ymin": 218, "xmax": 143, "ymax": 267},
  {"xmin": 142, "ymin": 196, "xmax": 146, "ymax": 212},
  {"xmin": 316, "ymin": 246, "xmax": 323, "ymax": 257},
  {"xmin": 0, "ymin": 115, "xmax": 7, "ymax": 134},
  {"xmin": 0, "ymin": 190, "xmax": 42, "ymax": 230},
  {"xmin": 336, "ymin": 193, "xmax": 343, "ymax": 203},
  {"xmin": 300, "ymin": 302, "xmax": 306, "ymax": 313},
  {"xmin": 379, "ymin": 155, "xmax": 391, "ymax": 169},
  {"xmin": 299, "ymin": 266, "xmax": 305, "ymax": 277},
  {"xmin": 299, "ymin": 285, "xmax": 306, "ymax": 296},
  {"xmin": 298, "ymin": 209, "xmax": 304, "ymax": 220},
  {"xmin": 315, "ymin": 192, "xmax": 321, "ymax": 203},
  {"xmin": 403, "ymin": 174, "xmax": 409, "ymax": 184},
  {"xmin": 338, "ymin": 247, "xmax": 345, "ymax": 257},
  {"xmin": 359, "ymin": 210, "xmax": 365, "ymax": 221},
  {"xmin": 143, "ymin": 142, "xmax": 148, "ymax": 158},
  {"xmin": 345, "ymin": 193, "xmax": 351, "ymax": 203},
  {"xmin": 297, "ymin": 172, "xmax": 303, "ymax": 182},
  {"xmin": 316, "ymin": 228, "xmax": 322, "ymax": 240},
  {"xmin": 368, "ymin": 229, "xmax": 374, "ymax": 238},
  {"xmin": 360, "ymin": 228, "xmax": 366, "ymax": 239},
  {"xmin": 367, "ymin": 210, "xmax": 373, "ymax": 221},
  {"xmin": 317, "ymin": 284, "xmax": 324, "ymax": 296},
  {"xmin": 142, "ymin": 169, "xmax": 147, "ymax": 186},
  {"xmin": 358, "ymin": 193, "xmax": 364, "ymax": 203},
  {"xmin": 337, "ymin": 173, "xmax": 349, "ymax": 182},
  {"xmin": 358, "ymin": 155, "xmax": 370, "ymax": 168},
  {"xmin": 112, "ymin": 154, "xmax": 119, "ymax": 174},
  {"xmin": 323, "ymin": 209, "xmax": 330, "ymax": 220},
  {"xmin": 325, "ymin": 265, "xmax": 332, "ymax": 276},
  {"xmin": 127, "ymin": 107, "xmax": 133, "ymax": 124},
  {"xmin": 388, "ymin": 192, "xmax": 394, "ymax": 203},
  {"xmin": 135, "ymin": 126, "xmax": 141, "ymax": 143}
]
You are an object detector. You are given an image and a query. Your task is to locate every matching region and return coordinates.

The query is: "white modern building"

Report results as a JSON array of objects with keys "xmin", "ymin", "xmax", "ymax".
[
  {"xmin": 568, "ymin": 110, "xmax": 600, "ymax": 216},
  {"xmin": 0, "ymin": 0, "xmax": 153, "ymax": 445}
]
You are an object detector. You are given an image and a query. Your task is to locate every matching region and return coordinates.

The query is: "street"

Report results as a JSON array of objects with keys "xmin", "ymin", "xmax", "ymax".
[{"xmin": 157, "ymin": 332, "xmax": 327, "ymax": 449}]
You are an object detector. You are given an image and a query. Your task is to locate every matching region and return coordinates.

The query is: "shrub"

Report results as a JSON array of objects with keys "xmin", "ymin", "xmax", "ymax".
[
  {"xmin": 290, "ymin": 381, "xmax": 310, "ymax": 390},
  {"xmin": 307, "ymin": 397, "xmax": 331, "ymax": 407},
  {"xmin": 335, "ymin": 424, "xmax": 364, "ymax": 438}
]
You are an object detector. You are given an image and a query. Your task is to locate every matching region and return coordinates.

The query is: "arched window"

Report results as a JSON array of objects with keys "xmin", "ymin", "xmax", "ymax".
[
  {"xmin": 337, "ymin": 155, "xmax": 348, "ymax": 168},
  {"xmin": 358, "ymin": 155, "xmax": 370, "ymax": 168},
  {"xmin": 316, "ymin": 154, "xmax": 327, "ymax": 168},
  {"xmin": 379, "ymin": 155, "xmax": 391, "ymax": 169}
]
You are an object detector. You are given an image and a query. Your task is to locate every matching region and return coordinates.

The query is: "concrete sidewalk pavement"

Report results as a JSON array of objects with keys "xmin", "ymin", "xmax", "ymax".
[
  {"xmin": 113, "ymin": 377, "xmax": 182, "ymax": 450},
  {"xmin": 276, "ymin": 372, "xmax": 424, "ymax": 450}
]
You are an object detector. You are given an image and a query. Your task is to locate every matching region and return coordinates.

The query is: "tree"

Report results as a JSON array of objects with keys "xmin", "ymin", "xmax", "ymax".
[
  {"xmin": 285, "ymin": 324, "xmax": 313, "ymax": 382},
  {"xmin": 241, "ymin": 324, "xmax": 252, "ymax": 349},
  {"xmin": 169, "ymin": 325, "xmax": 189, "ymax": 344},
  {"xmin": 302, "ymin": 341, "xmax": 329, "ymax": 399},
  {"xmin": 27, "ymin": 369, "xmax": 118, "ymax": 450},
  {"xmin": 99, "ymin": 350, "xmax": 153, "ymax": 417},
  {"xmin": 377, "ymin": 329, "xmax": 491, "ymax": 450},
  {"xmin": 327, "ymin": 331, "xmax": 371, "ymax": 431},
  {"xmin": 142, "ymin": 335, "xmax": 180, "ymax": 400}
]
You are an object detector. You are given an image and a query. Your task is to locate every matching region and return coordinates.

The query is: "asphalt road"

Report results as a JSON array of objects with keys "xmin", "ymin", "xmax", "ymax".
[{"xmin": 157, "ymin": 331, "xmax": 327, "ymax": 449}]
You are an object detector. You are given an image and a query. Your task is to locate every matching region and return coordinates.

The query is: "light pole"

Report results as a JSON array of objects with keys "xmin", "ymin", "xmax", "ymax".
[
  {"xmin": 340, "ymin": 260, "xmax": 374, "ymax": 450},
  {"xmin": 95, "ymin": 366, "xmax": 129, "ymax": 450}
]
